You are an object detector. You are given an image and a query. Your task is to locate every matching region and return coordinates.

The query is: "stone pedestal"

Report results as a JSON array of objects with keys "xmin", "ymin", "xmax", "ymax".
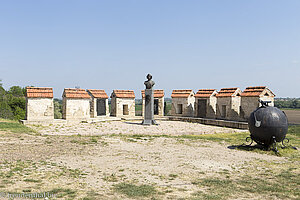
[{"xmin": 142, "ymin": 89, "xmax": 157, "ymax": 125}]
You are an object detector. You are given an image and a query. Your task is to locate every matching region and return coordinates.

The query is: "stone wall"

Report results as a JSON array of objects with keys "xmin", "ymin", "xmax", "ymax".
[
  {"xmin": 62, "ymin": 98, "xmax": 90, "ymax": 120},
  {"xmin": 110, "ymin": 98, "xmax": 135, "ymax": 118},
  {"xmin": 231, "ymin": 96, "xmax": 241, "ymax": 120},
  {"xmin": 90, "ymin": 98, "xmax": 109, "ymax": 118},
  {"xmin": 240, "ymin": 96, "xmax": 274, "ymax": 121},
  {"xmin": 26, "ymin": 98, "xmax": 54, "ymax": 121},
  {"xmin": 194, "ymin": 96, "xmax": 217, "ymax": 118},
  {"xmin": 171, "ymin": 97, "xmax": 195, "ymax": 117},
  {"xmin": 216, "ymin": 97, "xmax": 240, "ymax": 120}
]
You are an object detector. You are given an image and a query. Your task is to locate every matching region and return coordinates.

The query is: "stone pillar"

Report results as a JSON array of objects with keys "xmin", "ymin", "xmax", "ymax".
[{"xmin": 142, "ymin": 89, "xmax": 157, "ymax": 125}]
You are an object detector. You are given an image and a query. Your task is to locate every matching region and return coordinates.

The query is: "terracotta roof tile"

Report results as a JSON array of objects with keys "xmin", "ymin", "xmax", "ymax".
[
  {"xmin": 241, "ymin": 86, "xmax": 275, "ymax": 97},
  {"xmin": 87, "ymin": 89, "xmax": 108, "ymax": 99},
  {"xmin": 195, "ymin": 89, "xmax": 217, "ymax": 98},
  {"xmin": 26, "ymin": 87, "xmax": 53, "ymax": 98},
  {"xmin": 216, "ymin": 87, "xmax": 241, "ymax": 97},
  {"xmin": 111, "ymin": 90, "xmax": 135, "ymax": 98},
  {"xmin": 141, "ymin": 90, "xmax": 164, "ymax": 98},
  {"xmin": 171, "ymin": 89, "xmax": 194, "ymax": 98},
  {"xmin": 63, "ymin": 88, "xmax": 91, "ymax": 99}
]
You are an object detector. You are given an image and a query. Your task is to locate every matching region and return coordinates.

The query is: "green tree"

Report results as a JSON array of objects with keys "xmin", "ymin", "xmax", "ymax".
[
  {"xmin": 54, "ymin": 98, "xmax": 62, "ymax": 119},
  {"xmin": 8, "ymin": 86, "xmax": 24, "ymax": 97},
  {"xmin": 7, "ymin": 94, "xmax": 26, "ymax": 120},
  {"xmin": 0, "ymin": 82, "xmax": 14, "ymax": 119},
  {"xmin": 13, "ymin": 106, "xmax": 26, "ymax": 120}
]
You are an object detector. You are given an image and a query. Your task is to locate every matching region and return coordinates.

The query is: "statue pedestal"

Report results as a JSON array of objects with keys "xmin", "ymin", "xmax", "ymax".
[{"xmin": 142, "ymin": 89, "xmax": 158, "ymax": 125}]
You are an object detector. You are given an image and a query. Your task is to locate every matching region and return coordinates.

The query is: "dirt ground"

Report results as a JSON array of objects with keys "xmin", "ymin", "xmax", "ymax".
[
  {"xmin": 282, "ymin": 109, "xmax": 300, "ymax": 125},
  {"xmin": 34, "ymin": 120, "xmax": 247, "ymax": 136},
  {"xmin": 1, "ymin": 120, "xmax": 294, "ymax": 199}
]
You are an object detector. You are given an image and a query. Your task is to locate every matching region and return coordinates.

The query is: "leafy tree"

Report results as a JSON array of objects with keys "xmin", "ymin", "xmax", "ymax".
[
  {"xmin": 0, "ymin": 86, "xmax": 5, "ymax": 97},
  {"xmin": 54, "ymin": 98, "xmax": 62, "ymax": 119},
  {"xmin": 0, "ymin": 100, "xmax": 14, "ymax": 119},
  {"xmin": 0, "ymin": 80, "xmax": 13, "ymax": 119},
  {"xmin": 275, "ymin": 98, "xmax": 300, "ymax": 109},
  {"xmin": 8, "ymin": 86, "xmax": 24, "ymax": 97},
  {"xmin": 6, "ymin": 93, "xmax": 26, "ymax": 120},
  {"xmin": 13, "ymin": 106, "xmax": 25, "ymax": 120},
  {"xmin": 0, "ymin": 83, "xmax": 26, "ymax": 120}
]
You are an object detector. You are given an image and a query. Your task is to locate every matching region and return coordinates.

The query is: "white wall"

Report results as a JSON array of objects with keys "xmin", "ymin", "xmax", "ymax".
[{"xmin": 26, "ymin": 98, "xmax": 54, "ymax": 121}]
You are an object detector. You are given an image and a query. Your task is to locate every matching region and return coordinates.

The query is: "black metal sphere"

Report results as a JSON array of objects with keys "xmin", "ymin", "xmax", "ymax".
[{"xmin": 248, "ymin": 106, "xmax": 288, "ymax": 147}]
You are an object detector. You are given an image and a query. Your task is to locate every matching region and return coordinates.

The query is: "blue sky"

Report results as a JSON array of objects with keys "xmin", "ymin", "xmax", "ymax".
[{"xmin": 0, "ymin": 0, "xmax": 299, "ymax": 98}]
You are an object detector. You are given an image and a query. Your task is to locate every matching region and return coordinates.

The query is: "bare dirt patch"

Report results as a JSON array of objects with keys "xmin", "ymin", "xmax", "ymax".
[{"xmin": 282, "ymin": 109, "xmax": 300, "ymax": 125}]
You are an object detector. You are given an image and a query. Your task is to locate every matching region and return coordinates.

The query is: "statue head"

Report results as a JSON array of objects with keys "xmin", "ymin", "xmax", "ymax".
[{"xmin": 146, "ymin": 74, "xmax": 152, "ymax": 81}]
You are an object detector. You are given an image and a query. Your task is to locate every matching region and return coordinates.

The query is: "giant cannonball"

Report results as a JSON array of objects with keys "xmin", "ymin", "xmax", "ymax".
[{"xmin": 248, "ymin": 106, "xmax": 288, "ymax": 147}]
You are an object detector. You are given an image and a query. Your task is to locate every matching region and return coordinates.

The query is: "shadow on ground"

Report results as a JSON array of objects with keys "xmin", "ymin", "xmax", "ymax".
[
  {"xmin": 227, "ymin": 144, "xmax": 267, "ymax": 151},
  {"xmin": 123, "ymin": 121, "xmax": 143, "ymax": 125}
]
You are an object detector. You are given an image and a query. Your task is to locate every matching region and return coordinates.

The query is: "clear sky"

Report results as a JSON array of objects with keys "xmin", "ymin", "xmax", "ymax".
[{"xmin": 0, "ymin": 0, "xmax": 299, "ymax": 98}]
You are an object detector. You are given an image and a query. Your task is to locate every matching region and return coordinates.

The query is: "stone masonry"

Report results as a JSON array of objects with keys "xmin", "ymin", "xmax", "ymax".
[
  {"xmin": 216, "ymin": 88, "xmax": 242, "ymax": 121},
  {"xmin": 110, "ymin": 90, "xmax": 135, "ymax": 118},
  {"xmin": 62, "ymin": 88, "xmax": 91, "ymax": 121},
  {"xmin": 24, "ymin": 84, "xmax": 276, "ymax": 124},
  {"xmin": 170, "ymin": 90, "xmax": 195, "ymax": 117},
  {"xmin": 194, "ymin": 89, "xmax": 218, "ymax": 119},
  {"xmin": 240, "ymin": 86, "xmax": 275, "ymax": 121},
  {"xmin": 87, "ymin": 89, "xmax": 109, "ymax": 118}
]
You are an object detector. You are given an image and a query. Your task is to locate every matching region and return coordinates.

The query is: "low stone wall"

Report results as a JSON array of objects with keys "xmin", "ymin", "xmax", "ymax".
[{"xmin": 168, "ymin": 116, "xmax": 248, "ymax": 129}]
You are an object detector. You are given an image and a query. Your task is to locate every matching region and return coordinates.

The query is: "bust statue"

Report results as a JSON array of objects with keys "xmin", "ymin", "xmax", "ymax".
[{"xmin": 144, "ymin": 74, "xmax": 155, "ymax": 89}]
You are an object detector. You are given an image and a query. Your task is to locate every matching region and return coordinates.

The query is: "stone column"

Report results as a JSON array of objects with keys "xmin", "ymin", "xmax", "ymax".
[
  {"xmin": 142, "ymin": 73, "xmax": 158, "ymax": 125},
  {"xmin": 142, "ymin": 89, "xmax": 157, "ymax": 125}
]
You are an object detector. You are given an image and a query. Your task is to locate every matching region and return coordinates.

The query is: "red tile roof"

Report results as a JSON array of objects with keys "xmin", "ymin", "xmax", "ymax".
[
  {"xmin": 111, "ymin": 90, "xmax": 135, "ymax": 98},
  {"xmin": 63, "ymin": 88, "xmax": 91, "ymax": 99},
  {"xmin": 241, "ymin": 86, "xmax": 275, "ymax": 97},
  {"xmin": 141, "ymin": 90, "xmax": 164, "ymax": 98},
  {"xmin": 87, "ymin": 89, "xmax": 108, "ymax": 99},
  {"xmin": 195, "ymin": 89, "xmax": 217, "ymax": 98},
  {"xmin": 26, "ymin": 87, "xmax": 53, "ymax": 98},
  {"xmin": 171, "ymin": 90, "xmax": 194, "ymax": 98},
  {"xmin": 216, "ymin": 87, "xmax": 240, "ymax": 97}
]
